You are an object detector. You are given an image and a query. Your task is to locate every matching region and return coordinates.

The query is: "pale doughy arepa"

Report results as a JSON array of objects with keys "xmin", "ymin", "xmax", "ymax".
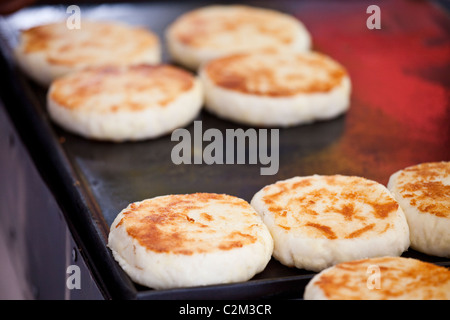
[
  {"xmin": 388, "ymin": 161, "xmax": 450, "ymax": 257},
  {"xmin": 166, "ymin": 5, "xmax": 311, "ymax": 70},
  {"xmin": 15, "ymin": 20, "xmax": 161, "ymax": 86},
  {"xmin": 199, "ymin": 51, "xmax": 351, "ymax": 127},
  {"xmin": 47, "ymin": 64, "xmax": 203, "ymax": 141},
  {"xmin": 304, "ymin": 256, "xmax": 450, "ymax": 300},
  {"xmin": 108, "ymin": 193, "xmax": 274, "ymax": 289},
  {"xmin": 251, "ymin": 175, "xmax": 410, "ymax": 272}
]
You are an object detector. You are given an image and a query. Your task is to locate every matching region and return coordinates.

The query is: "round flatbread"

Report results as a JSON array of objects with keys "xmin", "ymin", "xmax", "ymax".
[
  {"xmin": 166, "ymin": 5, "xmax": 311, "ymax": 70},
  {"xmin": 15, "ymin": 20, "xmax": 161, "ymax": 86},
  {"xmin": 47, "ymin": 64, "xmax": 203, "ymax": 141},
  {"xmin": 250, "ymin": 175, "xmax": 410, "ymax": 271},
  {"xmin": 304, "ymin": 256, "xmax": 450, "ymax": 300},
  {"xmin": 108, "ymin": 193, "xmax": 274, "ymax": 289},
  {"xmin": 199, "ymin": 51, "xmax": 351, "ymax": 127},
  {"xmin": 387, "ymin": 161, "xmax": 450, "ymax": 257}
]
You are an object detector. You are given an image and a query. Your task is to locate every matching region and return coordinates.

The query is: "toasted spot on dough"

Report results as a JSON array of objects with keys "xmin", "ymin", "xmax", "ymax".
[
  {"xmin": 304, "ymin": 256, "xmax": 450, "ymax": 300},
  {"xmin": 108, "ymin": 193, "xmax": 273, "ymax": 289},
  {"xmin": 49, "ymin": 65, "xmax": 194, "ymax": 111},
  {"xmin": 251, "ymin": 175, "xmax": 410, "ymax": 271},
  {"xmin": 15, "ymin": 20, "xmax": 161, "ymax": 86},
  {"xmin": 204, "ymin": 51, "xmax": 347, "ymax": 96},
  {"xmin": 47, "ymin": 64, "xmax": 203, "ymax": 142},
  {"xmin": 166, "ymin": 5, "xmax": 311, "ymax": 70},
  {"xmin": 388, "ymin": 161, "xmax": 450, "ymax": 257},
  {"xmin": 119, "ymin": 193, "xmax": 260, "ymax": 255},
  {"xmin": 199, "ymin": 51, "xmax": 351, "ymax": 127},
  {"xmin": 391, "ymin": 162, "xmax": 450, "ymax": 218},
  {"xmin": 258, "ymin": 175, "xmax": 399, "ymax": 239}
]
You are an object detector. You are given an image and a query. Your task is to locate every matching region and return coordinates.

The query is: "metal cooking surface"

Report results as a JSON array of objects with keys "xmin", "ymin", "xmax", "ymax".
[{"xmin": 1, "ymin": 0, "xmax": 449, "ymax": 299}]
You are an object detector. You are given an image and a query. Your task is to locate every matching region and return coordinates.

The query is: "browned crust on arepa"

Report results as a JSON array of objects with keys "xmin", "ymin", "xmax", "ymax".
[
  {"xmin": 20, "ymin": 20, "xmax": 158, "ymax": 66},
  {"xmin": 168, "ymin": 5, "xmax": 300, "ymax": 49},
  {"xmin": 204, "ymin": 52, "xmax": 347, "ymax": 96},
  {"xmin": 115, "ymin": 193, "xmax": 261, "ymax": 255},
  {"xmin": 395, "ymin": 162, "xmax": 450, "ymax": 218},
  {"xmin": 315, "ymin": 257, "xmax": 450, "ymax": 300},
  {"xmin": 49, "ymin": 64, "xmax": 194, "ymax": 112},
  {"xmin": 260, "ymin": 175, "xmax": 399, "ymax": 239}
]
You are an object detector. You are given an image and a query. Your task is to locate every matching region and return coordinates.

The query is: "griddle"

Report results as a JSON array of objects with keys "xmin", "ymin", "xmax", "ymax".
[{"xmin": 0, "ymin": 0, "xmax": 449, "ymax": 300}]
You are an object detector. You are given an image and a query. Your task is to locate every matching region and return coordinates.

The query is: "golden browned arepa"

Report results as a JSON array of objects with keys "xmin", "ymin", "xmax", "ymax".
[
  {"xmin": 15, "ymin": 20, "xmax": 161, "ymax": 86},
  {"xmin": 166, "ymin": 5, "xmax": 311, "ymax": 70},
  {"xmin": 251, "ymin": 175, "xmax": 410, "ymax": 271},
  {"xmin": 108, "ymin": 193, "xmax": 273, "ymax": 289},
  {"xmin": 47, "ymin": 64, "xmax": 203, "ymax": 142},
  {"xmin": 304, "ymin": 256, "xmax": 450, "ymax": 300},
  {"xmin": 199, "ymin": 51, "xmax": 351, "ymax": 127},
  {"xmin": 388, "ymin": 161, "xmax": 450, "ymax": 257}
]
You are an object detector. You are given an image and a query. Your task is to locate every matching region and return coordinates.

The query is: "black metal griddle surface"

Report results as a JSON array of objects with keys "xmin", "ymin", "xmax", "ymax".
[{"xmin": 0, "ymin": 0, "xmax": 449, "ymax": 300}]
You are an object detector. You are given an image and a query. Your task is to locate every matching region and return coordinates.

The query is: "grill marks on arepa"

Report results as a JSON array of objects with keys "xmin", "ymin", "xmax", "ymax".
[
  {"xmin": 169, "ymin": 6, "xmax": 304, "ymax": 49},
  {"xmin": 393, "ymin": 162, "xmax": 450, "ymax": 218},
  {"xmin": 204, "ymin": 52, "xmax": 347, "ymax": 96},
  {"xmin": 304, "ymin": 257, "xmax": 450, "ymax": 300},
  {"xmin": 251, "ymin": 175, "xmax": 410, "ymax": 271},
  {"xmin": 116, "ymin": 193, "xmax": 261, "ymax": 255},
  {"xmin": 108, "ymin": 193, "xmax": 273, "ymax": 289},
  {"xmin": 199, "ymin": 51, "xmax": 352, "ymax": 127},
  {"xmin": 260, "ymin": 175, "xmax": 399, "ymax": 240},
  {"xmin": 15, "ymin": 20, "xmax": 161, "ymax": 86},
  {"xmin": 21, "ymin": 21, "xmax": 159, "ymax": 66},
  {"xmin": 47, "ymin": 64, "xmax": 203, "ymax": 141},
  {"xmin": 166, "ymin": 5, "xmax": 311, "ymax": 70},
  {"xmin": 388, "ymin": 161, "xmax": 450, "ymax": 257},
  {"xmin": 49, "ymin": 65, "xmax": 195, "ymax": 112}
]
